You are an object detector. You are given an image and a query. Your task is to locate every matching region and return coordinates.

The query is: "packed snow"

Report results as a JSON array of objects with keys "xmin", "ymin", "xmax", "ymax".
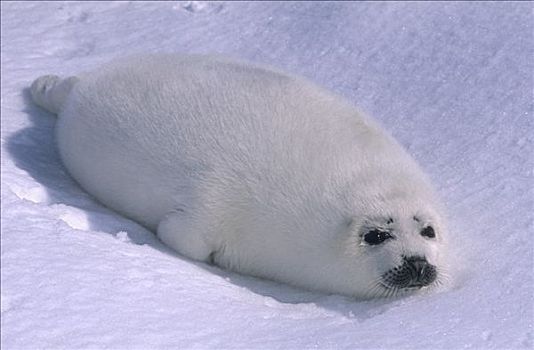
[{"xmin": 1, "ymin": 1, "xmax": 532, "ymax": 349}]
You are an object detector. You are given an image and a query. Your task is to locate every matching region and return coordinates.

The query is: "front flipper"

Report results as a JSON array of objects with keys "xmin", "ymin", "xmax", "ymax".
[{"xmin": 157, "ymin": 210, "xmax": 213, "ymax": 262}]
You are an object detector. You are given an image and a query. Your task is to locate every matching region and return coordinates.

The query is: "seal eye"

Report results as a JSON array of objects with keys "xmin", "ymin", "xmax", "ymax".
[
  {"xmin": 364, "ymin": 229, "xmax": 393, "ymax": 245},
  {"xmin": 421, "ymin": 226, "xmax": 436, "ymax": 239}
]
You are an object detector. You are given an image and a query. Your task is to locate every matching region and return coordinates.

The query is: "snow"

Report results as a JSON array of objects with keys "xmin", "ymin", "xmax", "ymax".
[{"xmin": 1, "ymin": 1, "xmax": 532, "ymax": 349}]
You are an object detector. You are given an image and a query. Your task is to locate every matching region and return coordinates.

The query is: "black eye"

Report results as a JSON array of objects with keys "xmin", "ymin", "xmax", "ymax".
[
  {"xmin": 421, "ymin": 226, "xmax": 436, "ymax": 238},
  {"xmin": 364, "ymin": 229, "xmax": 393, "ymax": 245}
]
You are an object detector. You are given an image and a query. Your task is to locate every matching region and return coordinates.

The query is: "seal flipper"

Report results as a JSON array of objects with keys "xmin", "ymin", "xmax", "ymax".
[
  {"xmin": 157, "ymin": 211, "xmax": 214, "ymax": 262},
  {"xmin": 30, "ymin": 75, "xmax": 79, "ymax": 115}
]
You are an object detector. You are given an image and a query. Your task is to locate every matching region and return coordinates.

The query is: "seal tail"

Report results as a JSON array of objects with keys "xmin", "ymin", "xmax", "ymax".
[{"xmin": 30, "ymin": 75, "xmax": 79, "ymax": 115}]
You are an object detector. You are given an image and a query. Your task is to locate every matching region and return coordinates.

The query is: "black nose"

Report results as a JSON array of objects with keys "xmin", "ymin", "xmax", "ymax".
[
  {"xmin": 404, "ymin": 256, "xmax": 437, "ymax": 287},
  {"xmin": 382, "ymin": 256, "xmax": 437, "ymax": 289}
]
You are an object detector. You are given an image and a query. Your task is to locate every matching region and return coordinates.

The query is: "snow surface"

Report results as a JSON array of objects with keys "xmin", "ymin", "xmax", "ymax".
[{"xmin": 1, "ymin": 1, "xmax": 532, "ymax": 349}]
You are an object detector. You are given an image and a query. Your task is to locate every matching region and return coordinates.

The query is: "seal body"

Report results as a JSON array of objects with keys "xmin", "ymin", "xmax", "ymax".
[{"xmin": 30, "ymin": 54, "xmax": 448, "ymax": 298}]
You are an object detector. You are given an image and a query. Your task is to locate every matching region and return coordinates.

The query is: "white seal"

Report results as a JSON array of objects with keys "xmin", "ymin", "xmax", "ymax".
[{"xmin": 30, "ymin": 54, "xmax": 448, "ymax": 298}]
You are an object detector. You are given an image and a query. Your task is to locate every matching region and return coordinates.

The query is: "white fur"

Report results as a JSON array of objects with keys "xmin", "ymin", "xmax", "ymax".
[{"xmin": 30, "ymin": 54, "xmax": 448, "ymax": 298}]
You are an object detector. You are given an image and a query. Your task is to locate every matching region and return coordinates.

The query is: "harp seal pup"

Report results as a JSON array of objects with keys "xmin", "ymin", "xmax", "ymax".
[{"xmin": 30, "ymin": 54, "xmax": 448, "ymax": 298}]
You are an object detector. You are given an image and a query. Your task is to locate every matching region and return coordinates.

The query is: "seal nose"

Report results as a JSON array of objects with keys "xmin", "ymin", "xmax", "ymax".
[{"xmin": 404, "ymin": 256, "xmax": 437, "ymax": 287}]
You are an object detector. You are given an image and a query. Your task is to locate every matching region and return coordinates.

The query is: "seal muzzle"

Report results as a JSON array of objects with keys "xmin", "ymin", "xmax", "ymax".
[{"xmin": 382, "ymin": 256, "xmax": 437, "ymax": 289}]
